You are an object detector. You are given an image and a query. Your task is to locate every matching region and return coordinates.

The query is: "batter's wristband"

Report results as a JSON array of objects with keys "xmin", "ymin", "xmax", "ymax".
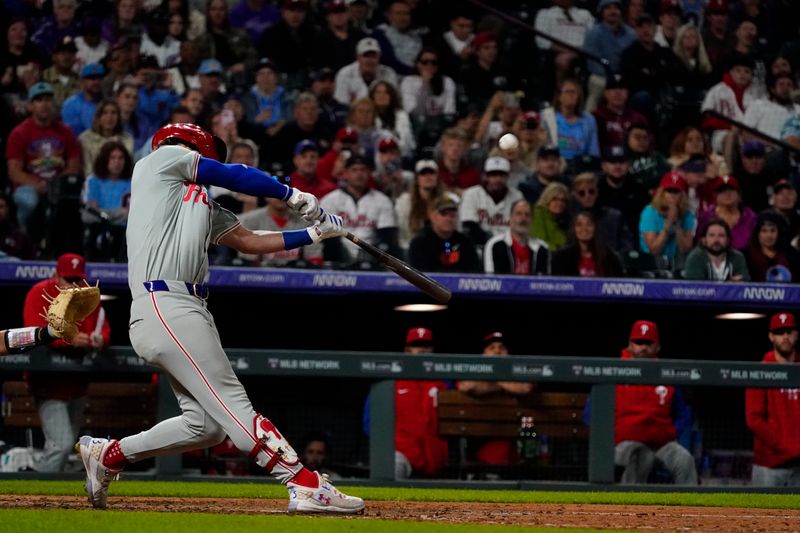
[
  {"xmin": 4, "ymin": 327, "xmax": 42, "ymax": 354},
  {"xmin": 283, "ymin": 229, "xmax": 314, "ymax": 250}
]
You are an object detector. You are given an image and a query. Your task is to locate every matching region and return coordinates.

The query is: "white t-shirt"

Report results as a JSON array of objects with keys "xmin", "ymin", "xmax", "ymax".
[
  {"xmin": 534, "ymin": 5, "xmax": 595, "ymax": 50},
  {"xmin": 743, "ymin": 99, "xmax": 800, "ymax": 140},
  {"xmin": 333, "ymin": 62, "xmax": 399, "ymax": 105},
  {"xmin": 321, "ymin": 188, "xmax": 397, "ymax": 260},
  {"xmin": 459, "ymin": 184, "xmax": 524, "ymax": 238}
]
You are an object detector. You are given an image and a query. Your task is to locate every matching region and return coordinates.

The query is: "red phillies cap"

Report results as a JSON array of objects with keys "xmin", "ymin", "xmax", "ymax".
[
  {"xmin": 56, "ymin": 253, "xmax": 86, "ymax": 279},
  {"xmin": 378, "ymin": 136, "xmax": 399, "ymax": 151},
  {"xmin": 483, "ymin": 331, "xmax": 506, "ymax": 347},
  {"xmin": 706, "ymin": 0, "xmax": 729, "ymax": 14},
  {"xmin": 406, "ymin": 327, "xmax": 433, "ymax": 345},
  {"xmin": 473, "ymin": 31, "xmax": 496, "ymax": 50},
  {"xmin": 335, "ymin": 126, "xmax": 358, "ymax": 143},
  {"xmin": 659, "ymin": 171, "xmax": 688, "ymax": 193},
  {"xmin": 629, "ymin": 320, "xmax": 659, "ymax": 342},
  {"xmin": 770, "ymin": 312, "xmax": 797, "ymax": 331},
  {"xmin": 710, "ymin": 175, "xmax": 740, "ymax": 193}
]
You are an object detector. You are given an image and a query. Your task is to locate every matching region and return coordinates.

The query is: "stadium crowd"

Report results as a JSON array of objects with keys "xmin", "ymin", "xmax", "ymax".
[{"xmin": 3, "ymin": 0, "xmax": 800, "ymax": 281}]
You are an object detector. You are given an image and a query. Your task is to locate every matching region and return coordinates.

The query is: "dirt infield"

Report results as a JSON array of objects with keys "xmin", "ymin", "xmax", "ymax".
[{"xmin": 1, "ymin": 495, "xmax": 799, "ymax": 531}]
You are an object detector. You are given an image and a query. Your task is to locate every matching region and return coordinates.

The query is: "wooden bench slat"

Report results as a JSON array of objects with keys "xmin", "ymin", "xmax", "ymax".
[
  {"xmin": 439, "ymin": 421, "xmax": 588, "ymax": 438},
  {"xmin": 438, "ymin": 390, "xmax": 587, "ymax": 408},
  {"xmin": 439, "ymin": 405, "xmax": 583, "ymax": 423}
]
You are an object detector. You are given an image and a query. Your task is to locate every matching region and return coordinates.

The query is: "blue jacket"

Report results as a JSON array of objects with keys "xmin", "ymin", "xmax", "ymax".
[
  {"xmin": 61, "ymin": 92, "xmax": 98, "ymax": 136},
  {"xmin": 583, "ymin": 22, "xmax": 636, "ymax": 77}
]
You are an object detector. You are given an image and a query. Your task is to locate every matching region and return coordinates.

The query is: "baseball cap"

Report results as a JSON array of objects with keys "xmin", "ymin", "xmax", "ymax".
[
  {"xmin": 742, "ymin": 140, "xmax": 766, "ymax": 157},
  {"xmin": 326, "ymin": 0, "xmax": 347, "ymax": 13},
  {"xmin": 310, "ymin": 67, "xmax": 334, "ymax": 82},
  {"xmin": 356, "ymin": 37, "xmax": 381, "ymax": 56},
  {"xmin": 377, "ymin": 136, "xmax": 399, "ymax": 152},
  {"xmin": 54, "ymin": 35, "xmax": 77, "ymax": 54},
  {"xmin": 345, "ymin": 154, "xmax": 372, "ymax": 168},
  {"xmin": 596, "ymin": 0, "xmax": 622, "ymax": 13},
  {"xmin": 522, "ymin": 110, "xmax": 540, "ymax": 128},
  {"xmin": 774, "ymin": 179, "xmax": 794, "ymax": 193},
  {"xmin": 56, "ymin": 253, "xmax": 87, "ymax": 279},
  {"xmin": 254, "ymin": 57, "xmax": 277, "ymax": 74},
  {"xmin": 660, "ymin": 0, "xmax": 682, "ymax": 14},
  {"xmin": 472, "ymin": 31, "xmax": 496, "ymax": 50},
  {"xmin": 415, "ymin": 159, "xmax": 438, "ymax": 174},
  {"xmin": 602, "ymin": 145, "xmax": 627, "ymax": 162},
  {"xmin": 294, "ymin": 139, "xmax": 318, "ymax": 156},
  {"xmin": 484, "ymin": 156, "xmax": 511, "ymax": 174},
  {"xmin": 80, "ymin": 63, "xmax": 106, "ymax": 78},
  {"xmin": 629, "ymin": 320, "xmax": 659, "ymax": 342},
  {"xmin": 727, "ymin": 52, "xmax": 754, "ymax": 71},
  {"xmin": 636, "ymin": 13, "xmax": 656, "ymax": 26},
  {"xmin": 483, "ymin": 331, "xmax": 506, "ymax": 348},
  {"xmin": 538, "ymin": 145, "xmax": 561, "ymax": 158},
  {"xmin": 659, "ymin": 171, "xmax": 688, "ymax": 192},
  {"xmin": 605, "ymin": 73, "xmax": 627, "ymax": 90},
  {"xmin": 282, "ymin": 0, "xmax": 309, "ymax": 9},
  {"xmin": 711, "ymin": 175, "xmax": 740, "ymax": 193},
  {"xmin": 769, "ymin": 312, "xmax": 797, "ymax": 332},
  {"xmin": 198, "ymin": 59, "xmax": 223, "ymax": 75},
  {"xmin": 335, "ymin": 126, "xmax": 359, "ymax": 144},
  {"xmin": 677, "ymin": 155, "xmax": 706, "ymax": 174},
  {"xmin": 432, "ymin": 195, "xmax": 458, "ymax": 212},
  {"xmin": 706, "ymin": 0, "xmax": 729, "ymax": 14},
  {"xmin": 406, "ymin": 327, "xmax": 433, "ymax": 346},
  {"xmin": 28, "ymin": 82, "xmax": 54, "ymax": 100}
]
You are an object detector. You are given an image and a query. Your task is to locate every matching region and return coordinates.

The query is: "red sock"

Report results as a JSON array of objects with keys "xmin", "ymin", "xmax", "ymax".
[
  {"xmin": 102, "ymin": 440, "xmax": 129, "ymax": 470},
  {"xmin": 288, "ymin": 467, "xmax": 319, "ymax": 488}
]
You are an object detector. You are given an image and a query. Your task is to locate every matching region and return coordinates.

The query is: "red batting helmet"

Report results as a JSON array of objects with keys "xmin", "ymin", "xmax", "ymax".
[{"xmin": 151, "ymin": 123, "xmax": 227, "ymax": 161}]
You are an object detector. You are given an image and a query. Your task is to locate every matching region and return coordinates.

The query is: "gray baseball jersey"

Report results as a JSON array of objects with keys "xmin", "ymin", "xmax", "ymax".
[
  {"xmin": 320, "ymin": 188, "xmax": 396, "ymax": 260},
  {"xmin": 459, "ymin": 184, "xmax": 523, "ymax": 239},
  {"xmin": 126, "ymin": 145, "xmax": 239, "ymax": 297}
]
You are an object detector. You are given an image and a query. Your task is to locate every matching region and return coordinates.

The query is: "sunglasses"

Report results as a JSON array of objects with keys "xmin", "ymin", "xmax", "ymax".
[
  {"xmin": 576, "ymin": 189, "xmax": 597, "ymax": 197},
  {"xmin": 64, "ymin": 276, "xmax": 83, "ymax": 284},
  {"xmin": 418, "ymin": 58, "xmax": 438, "ymax": 66},
  {"xmin": 631, "ymin": 339, "xmax": 654, "ymax": 346},
  {"xmin": 771, "ymin": 328, "xmax": 795, "ymax": 336},
  {"xmin": 664, "ymin": 188, "xmax": 682, "ymax": 194}
]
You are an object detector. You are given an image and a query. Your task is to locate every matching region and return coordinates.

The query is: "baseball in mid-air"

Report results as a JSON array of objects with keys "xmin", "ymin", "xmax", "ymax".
[{"xmin": 498, "ymin": 133, "xmax": 519, "ymax": 151}]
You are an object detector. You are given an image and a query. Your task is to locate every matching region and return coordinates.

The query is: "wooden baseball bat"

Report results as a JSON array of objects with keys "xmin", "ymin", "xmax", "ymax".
[{"xmin": 345, "ymin": 232, "xmax": 452, "ymax": 303}]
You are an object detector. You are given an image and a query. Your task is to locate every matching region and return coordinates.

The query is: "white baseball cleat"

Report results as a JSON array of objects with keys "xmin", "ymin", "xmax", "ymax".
[
  {"xmin": 75, "ymin": 436, "xmax": 121, "ymax": 509},
  {"xmin": 286, "ymin": 472, "xmax": 365, "ymax": 514}
]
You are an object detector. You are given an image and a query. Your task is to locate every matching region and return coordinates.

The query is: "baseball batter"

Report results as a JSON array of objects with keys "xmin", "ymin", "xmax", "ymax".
[{"xmin": 74, "ymin": 123, "xmax": 364, "ymax": 514}]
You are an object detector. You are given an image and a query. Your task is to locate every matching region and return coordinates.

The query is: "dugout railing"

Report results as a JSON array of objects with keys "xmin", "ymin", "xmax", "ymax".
[{"xmin": 1, "ymin": 346, "xmax": 797, "ymax": 488}]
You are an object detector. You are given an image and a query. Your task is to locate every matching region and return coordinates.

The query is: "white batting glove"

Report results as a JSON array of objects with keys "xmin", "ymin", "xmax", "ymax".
[
  {"xmin": 307, "ymin": 213, "xmax": 346, "ymax": 243},
  {"xmin": 287, "ymin": 188, "xmax": 322, "ymax": 222}
]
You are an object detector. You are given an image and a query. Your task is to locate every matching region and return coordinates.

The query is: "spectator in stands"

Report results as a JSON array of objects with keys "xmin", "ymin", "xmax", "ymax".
[
  {"xmin": 655, "ymin": 0, "xmax": 682, "ymax": 48},
  {"xmin": 31, "ymin": 0, "xmax": 81, "ymax": 57},
  {"xmin": 140, "ymin": 8, "xmax": 181, "ymax": 69},
  {"xmin": 766, "ymin": 179, "xmax": 800, "ymax": 240},
  {"xmin": 42, "ymin": 37, "xmax": 80, "ymax": 110},
  {"xmin": 165, "ymin": 41, "xmax": 201, "ymax": 97},
  {"xmin": 392, "ymin": 327, "xmax": 449, "ymax": 479},
  {"xmin": 745, "ymin": 212, "xmax": 800, "ymax": 283},
  {"xmin": 372, "ymin": 136, "xmax": 409, "ymax": 201},
  {"xmin": 400, "ymin": 47, "xmax": 456, "ymax": 124},
  {"xmin": 163, "ymin": 0, "xmax": 205, "ymax": 41},
  {"xmin": 256, "ymin": 0, "xmax": 316, "ymax": 85},
  {"xmin": 61, "ymin": 63, "xmax": 105, "ymax": 137},
  {"xmin": 370, "ymin": 81, "xmax": 415, "ymax": 158},
  {"xmin": 598, "ymin": 145, "xmax": 650, "ymax": 242},
  {"xmin": 459, "ymin": 31, "xmax": 510, "ymax": 109},
  {"xmin": 697, "ymin": 176, "xmax": 757, "ymax": 251},
  {"xmin": 396, "ymin": 160, "xmax": 446, "ymax": 251},
  {"xmin": 519, "ymin": 145, "xmax": 566, "ymax": 205},
  {"xmin": 238, "ymin": 196, "xmax": 322, "ymax": 267},
  {"xmin": 287, "ymin": 139, "xmax": 334, "ymax": 200},
  {"xmin": 626, "ymin": 125, "xmax": 670, "ymax": 191},
  {"xmin": 0, "ymin": 194, "xmax": 34, "ymax": 259},
  {"xmin": 195, "ymin": 0, "xmax": 257, "ymax": 81},
  {"xmin": 299, "ymin": 432, "xmax": 339, "ymax": 480},
  {"xmin": 115, "ymin": 82, "xmax": 153, "ymax": 155},
  {"xmin": 582, "ymin": 0, "xmax": 636, "ymax": 111},
  {"xmin": 102, "ymin": 0, "xmax": 142, "ymax": 45},
  {"xmin": 273, "ymin": 92, "xmax": 331, "ymax": 172},
  {"xmin": 460, "ymin": 156, "xmax": 524, "ymax": 247},
  {"xmin": 620, "ymin": 13, "xmax": 678, "ymax": 121},
  {"xmin": 436, "ymin": 127, "xmax": 481, "ymax": 196},
  {"xmin": 317, "ymin": 126, "xmax": 358, "ymax": 185},
  {"xmin": 371, "ymin": 0, "xmax": 423, "ymax": 76},
  {"xmin": 490, "ymin": 138, "xmax": 534, "ymax": 193},
  {"xmin": 781, "ymin": 113, "xmax": 800, "ymax": 154},
  {"xmin": 534, "ymin": 0, "xmax": 595, "ymax": 92},
  {"xmin": 541, "ymin": 78, "xmax": 600, "ymax": 165},
  {"xmin": 434, "ymin": 11, "xmax": 474, "ymax": 79},
  {"xmin": 408, "ymin": 195, "xmax": 480, "ymax": 273},
  {"xmin": 475, "ymin": 91, "xmax": 521, "ymax": 153},
  {"xmin": 746, "ymin": 312, "xmax": 800, "ymax": 486},
  {"xmin": 314, "ymin": 0, "xmax": 364, "ymax": 73},
  {"xmin": 1, "ymin": 19, "xmax": 45, "ymax": 104},
  {"xmin": 592, "ymin": 74, "xmax": 649, "ymax": 155},
  {"xmin": 310, "ymin": 67, "xmax": 349, "ymax": 134},
  {"xmin": 485, "ymin": 199, "xmax": 550, "ymax": 275},
  {"xmin": 457, "ymin": 331, "xmax": 534, "ymax": 466},
  {"xmin": 514, "ymin": 111, "xmax": 549, "ymax": 169},
  {"xmin": 670, "ymin": 23, "xmax": 713, "ymax": 131},
  {"xmin": 668, "ymin": 126, "xmax": 725, "ymax": 177},
  {"xmin": 82, "ymin": 141, "xmax": 132, "ymax": 260},
  {"xmin": 7, "ymin": 82, "xmax": 81, "ymax": 240},
  {"xmin": 743, "ymin": 73, "xmax": 799, "ymax": 141},
  {"xmin": 100, "ymin": 40, "xmax": 131, "ymax": 98},
  {"xmin": 701, "ymin": 54, "xmax": 757, "ymax": 155},
  {"xmin": 552, "ymin": 210, "xmax": 624, "ymax": 277},
  {"xmin": 321, "ymin": 154, "xmax": 398, "ymax": 265},
  {"xmin": 23, "ymin": 253, "xmax": 111, "ymax": 473},
  {"xmin": 531, "ymin": 181, "xmax": 570, "ymax": 251},
  {"xmin": 683, "ymin": 218, "xmax": 750, "ymax": 280},
  {"xmin": 570, "ymin": 172, "xmax": 633, "ymax": 253},
  {"xmin": 703, "ymin": 0, "xmax": 734, "ymax": 69},
  {"xmin": 639, "ymin": 172, "xmax": 695, "ymax": 260},
  {"xmin": 722, "ymin": 20, "xmax": 762, "ymax": 84},
  {"xmin": 334, "ymin": 37, "xmax": 398, "ymax": 105},
  {"xmin": 136, "ymin": 55, "xmax": 181, "ymax": 130},
  {"xmin": 677, "ymin": 156, "xmax": 712, "ymax": 218},
  {"xmin": 75, "ymin": 18, "xmax": 108, "ymax": 71},
  {"xmin": 78, "ymin": 100, "xmax": 134, "ymax": 177},
  {"xmin": 229, "ymin": 0, "xmax": 278, "ymax": 43},
  {"xmin": 606, "ymin": 320, "xmax": 697, "ymax": 484},
  {"xmin": 733, "ymin": 140, "xmax": 780, "ymax": 213},
  {"xmin": 242, "ymin": 58, "xmax": 288, "ymax": 138}
]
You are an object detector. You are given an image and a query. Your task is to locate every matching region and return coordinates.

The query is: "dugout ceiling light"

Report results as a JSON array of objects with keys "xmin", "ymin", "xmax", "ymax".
[
  {"xmin": 715, "ymin": 312, "xmax": 765, "ymax": 320},
  {"xmin": 100, "ymin": 294, "xmax": 117, "ymax": 301},
  {"xmin": 394, "ymin": 303, "xmax": 447, "ymax": 312}
]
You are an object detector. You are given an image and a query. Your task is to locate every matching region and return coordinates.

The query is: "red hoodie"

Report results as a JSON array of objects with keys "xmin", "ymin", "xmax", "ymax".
[
  {"xmin": 701, "ymin": 72, "xmax": 749, "ymax": 131},
  {"xmin": 614, "ymin": 349, "xmax": 677, "ymax": 448},
  {"xmin": 745, "ymin": 351, "xmax": 800, "ymax": 468}
]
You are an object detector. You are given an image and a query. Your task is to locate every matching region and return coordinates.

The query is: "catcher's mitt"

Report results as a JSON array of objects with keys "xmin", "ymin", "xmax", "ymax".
[{"xmin": 42, "ymin": 284, "xmax": 101, "ymax": 342}]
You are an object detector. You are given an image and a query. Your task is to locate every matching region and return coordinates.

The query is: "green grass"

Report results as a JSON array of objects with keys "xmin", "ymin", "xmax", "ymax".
[
  {"xmin": 1, "ymin": 480, "xmax": 799, "ymax": 510},
  {"xmin": 0, "ymin": 510, "xmax": 614, "ymax": 533}
]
